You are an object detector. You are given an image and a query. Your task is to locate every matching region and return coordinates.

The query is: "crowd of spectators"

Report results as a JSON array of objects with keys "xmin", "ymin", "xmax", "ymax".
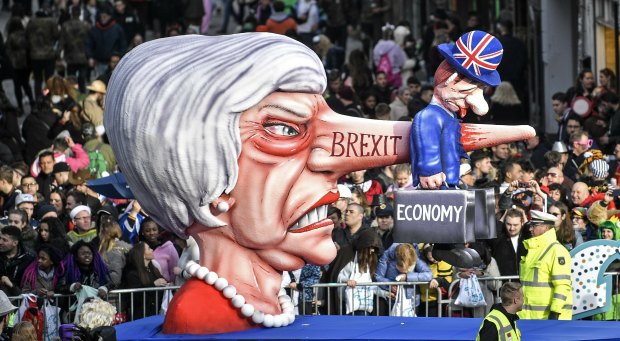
[{"xmin": 0, "ymin": 0, "xmax": 616, "ymax": 334}]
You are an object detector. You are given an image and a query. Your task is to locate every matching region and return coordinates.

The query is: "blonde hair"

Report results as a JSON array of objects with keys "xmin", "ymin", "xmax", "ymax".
[
  {"xmin": 78, "ymin": 298, "xmax": 117, "ymax": 330},
  {"xmin": 12, "ymin": 321, "xmax": 37, "ymax": 341},
  {"xmin": 490, "ymin": 81, "xmax": 521, "ymax": 105},
  {"xmin": 395, "ymin": 243, "xmax": 417, "ymax": 271},
  {"xmin": 98, "ymin": 219, "xmax": 123, "ymax": 254},
  {"xmin": 394, "ymin": 163, "xmax": 412, "ymax": 176}
]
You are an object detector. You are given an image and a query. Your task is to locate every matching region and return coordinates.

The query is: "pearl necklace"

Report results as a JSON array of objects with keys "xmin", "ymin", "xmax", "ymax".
[{"xmin": 184, "ymin": 260, "xmax": 296, "ymax": 328}]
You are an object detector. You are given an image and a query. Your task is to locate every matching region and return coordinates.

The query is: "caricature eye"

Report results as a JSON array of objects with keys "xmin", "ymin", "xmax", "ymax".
[{"xmin": 264, "ymin": 123, "xmax": 300, "ymax": 137}]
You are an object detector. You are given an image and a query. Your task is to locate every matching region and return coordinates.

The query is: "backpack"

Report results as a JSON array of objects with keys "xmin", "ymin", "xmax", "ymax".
[
  {"xmin": 377, "ymin": 52, "xmax": 402, "ymax": 88},
  {"xmin": 377, "ymin": 53, "xmax": 393, "ymax": 82},
  {"xmin": 86, "ymin": 142, "xmax": 108, "ymax": 178}
]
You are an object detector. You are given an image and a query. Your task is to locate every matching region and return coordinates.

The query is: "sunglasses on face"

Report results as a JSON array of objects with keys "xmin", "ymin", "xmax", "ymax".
[{"xmin": 575, "ymin": 139, "xmax": 593, "ymax": 148}]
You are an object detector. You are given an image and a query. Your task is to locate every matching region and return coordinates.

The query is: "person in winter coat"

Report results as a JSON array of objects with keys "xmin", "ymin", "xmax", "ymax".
[
  {"xmin": 263, "ymin": 0, "xmax": 296, "ymax": 35},
  {"xmin": 60, "ymin": 240, "xmax": 109, "ymax": 299},
  {"xmin": 20, "ymin": 244, "xmax": 65, "ymax": 298},
  {"xmin": 0, "ymin": 226, "xmax": 35, "ymax": 296},
  {"xmin": 25, "ymin": 8, "xmax": 59, "ymax": 98},
  {"xmin": 139, "ymin": 217, "xmax": 179, "ymax": 283},
  {"xmin": 85, "ymin": 4, "xmax": 127, "ymax": 77},
  {"xmin": 5, "ymin": 18, "xmax": 34, "ymax": 113},
  {"xmin": 122, "ymin": 241, "xmax": 168, "ymax": 319},
  {"xmin": 97, "ymin": 219, "xmax": 131, "ymax": 289},
  {"xmin": 375, "ymin": 243, "xmax": 433, "ymax": 309},
  {"xmin": 61, "ymin": 6, "xmax": 91, "ymax": 93},
  {"xmin": 373, "ymin": 24, "xmax": 407, "ymax": 88},
  {"xmin": 21, "ymin": 100, "xmax": 56, "ymax": 164}
]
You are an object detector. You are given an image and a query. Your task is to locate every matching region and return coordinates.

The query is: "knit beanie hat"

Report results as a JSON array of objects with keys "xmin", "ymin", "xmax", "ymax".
[{"xmin": 590, "ymin": 159, "xmax": 610, "ymax": 179}]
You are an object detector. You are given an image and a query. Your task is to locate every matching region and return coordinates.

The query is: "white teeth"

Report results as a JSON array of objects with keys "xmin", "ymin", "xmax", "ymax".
[
  {"xmin": 297, "ymin": 215, "xmax": 309, "ymax": 229},
  {"xmin": 308, "ymin": 208, "xmax": 318, "ymax": 224},
  {"xmin": 318, "ymin": 205, "xmax": 327, "ymax": 219},
  {"xmin": 289, "ymin": 204, "xmax": 330, "ymax": 231}
]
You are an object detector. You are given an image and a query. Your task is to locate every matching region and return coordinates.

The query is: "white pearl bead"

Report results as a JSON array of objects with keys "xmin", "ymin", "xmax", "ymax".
[
  {"xmin": 263, "ymin": 314, "xmax": 274, "ymax": 328},
  {"xmin": 278, "ymin": 295, "xmax": 291, "ymax": 304},
  {"xmin": 285, "ymin": 313, "xmax": 295, "ymax": 324},
  {"xmin": 217, "ymin": 201, "xmax": 229, "ymax": 213},
  {"xmin": 185, "ymin": 260, "xmax": 196, "ymax": 269},
  {"xmin": 214, "ymin": 278, "xmax": 228, "ymax": 291},
  {"xmin": 273, "ymin": 315, "xmax": 284, "ymax": 328},
  {"xmin": 251, "ymin": 310, "xmax": 264, "ymax": 324},
  {"xmin": 222, "ymin": 285, "xmax": 236, "ymax": 298},
  {"xmin": 278, "ymin": 288, "xmax": 286, "ymax": 296},
  {"xmin": 282, "ymin": 306, "xmax": 295, "ymax": 315},
  {"xmin": 195, "ymin": 267, "xmax": 209, "ymax": 280},
  {"xmin": 231, "ymin": 294, "xmax": 245, "ymax": 308},
  {"xmin": 280, "ymin": 301, "xmax": 293, "ymax": 311},
  {"xmin": 205, "ymin": 271, "xmax": 218, "ymax": 285},
  {"xmin": 241, "ymin": 304, "xmax": 255, "ymax": 317},
  {"xmin": 187, "ymin": 263, "xmax": 201, "ymax": 276},
  {"xmin": 279, "ymin": 314, "xmax": 289, "ymax": 327}
]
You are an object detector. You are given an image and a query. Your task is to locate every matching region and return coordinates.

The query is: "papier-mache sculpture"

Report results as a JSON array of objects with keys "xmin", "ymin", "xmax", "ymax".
[{"xmin": 105, "ymin": 33, "xmax": 534, "ymax": 335}]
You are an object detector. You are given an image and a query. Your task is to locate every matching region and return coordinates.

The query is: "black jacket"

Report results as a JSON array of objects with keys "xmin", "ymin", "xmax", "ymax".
[
  {"xmin": 477, "ymin": 303, "xmax": 520, "ymax": 341},
  {"xmin": 487, "ymin": 228, "xmax": 527, "ymax": 277},
  {"xmin": 0, "ymin": 246, "xmax": 35, "ymax": 296}
]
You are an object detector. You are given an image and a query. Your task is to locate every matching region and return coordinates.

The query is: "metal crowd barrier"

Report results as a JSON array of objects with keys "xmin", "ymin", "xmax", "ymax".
[
  {"xmin": 6, "ymin": 271, "xmax": 620, "ymax": 328},
  {"xmin": 304, "ymin": 281, "xmax": 442, "ymax": 317},
  {"xmin": 443, "ymin": 275, "xmax": 519, "ymax": 317}
]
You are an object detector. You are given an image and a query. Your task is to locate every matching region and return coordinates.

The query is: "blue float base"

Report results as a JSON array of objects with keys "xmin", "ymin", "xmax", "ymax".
[{"xmin": 115, "ymin": 315, "xmax": 620, "ymax": 341}]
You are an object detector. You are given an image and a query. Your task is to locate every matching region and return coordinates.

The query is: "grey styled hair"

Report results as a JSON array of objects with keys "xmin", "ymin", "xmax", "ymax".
[{"xmin": 105, "ymin": 33, "xmax": 326, "ymax": 237}]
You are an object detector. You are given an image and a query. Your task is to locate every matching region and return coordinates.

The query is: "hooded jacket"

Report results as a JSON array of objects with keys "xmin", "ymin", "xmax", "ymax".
[{"xmin": 85, "ymin": 18, "xmax": 127, "ymax": 63}]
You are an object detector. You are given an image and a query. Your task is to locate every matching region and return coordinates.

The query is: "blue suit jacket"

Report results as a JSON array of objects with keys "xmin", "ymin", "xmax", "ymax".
[{"xmin": 410, "ymin": 103, "xmax": 467, "ymax": 186}]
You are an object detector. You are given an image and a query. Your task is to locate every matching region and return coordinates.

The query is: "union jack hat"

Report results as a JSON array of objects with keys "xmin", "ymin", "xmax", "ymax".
[{"xmin": 438, "ymin": 30, "xmax": 503, "ymax": 87}]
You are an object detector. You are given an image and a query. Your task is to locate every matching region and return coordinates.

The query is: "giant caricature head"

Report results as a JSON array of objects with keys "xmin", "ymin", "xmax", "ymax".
[
  {"xmin": 434, "ymin": 30, "xmax": 503, "ymax": 118},
  {"xmin": 105, "ymin": 33, "xmax": 412, "ymax": 334},
  {"xmin": 106, "ymin": 33, "xmax": 534, "ymax": 335}
]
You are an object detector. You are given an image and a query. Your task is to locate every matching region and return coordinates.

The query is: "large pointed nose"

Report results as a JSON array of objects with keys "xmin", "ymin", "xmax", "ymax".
[{"xmin": 310, "ymin": 112, "xmax": 411, "ymax": 176}]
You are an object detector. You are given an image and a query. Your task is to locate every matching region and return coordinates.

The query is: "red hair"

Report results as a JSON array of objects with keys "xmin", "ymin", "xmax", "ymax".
[{"xmin": 434, "ymin": 60, "xmax": 465, "ymax": 86}]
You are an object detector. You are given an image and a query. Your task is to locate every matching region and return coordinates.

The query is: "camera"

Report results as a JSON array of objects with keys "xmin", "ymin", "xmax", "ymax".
[{"xmin": 517, "ymin": 182, "xmax": 530, "ymax": 188}]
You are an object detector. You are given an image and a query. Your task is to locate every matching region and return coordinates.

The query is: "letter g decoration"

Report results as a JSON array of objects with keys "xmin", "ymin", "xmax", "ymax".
[{"xmin": 570, "ymin": 240, "xmax": 620, "ymax": 319}]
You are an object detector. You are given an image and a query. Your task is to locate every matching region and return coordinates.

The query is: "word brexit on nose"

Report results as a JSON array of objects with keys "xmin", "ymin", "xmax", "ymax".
[{"xmin": 330, "ymin": 132, "xmax": 402, "ymax": 157}]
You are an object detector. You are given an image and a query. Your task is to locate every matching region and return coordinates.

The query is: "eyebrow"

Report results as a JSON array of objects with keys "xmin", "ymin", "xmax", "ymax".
[{"xmin": 260, "ymin": 104, "xmax": 310, "ymax": 118}]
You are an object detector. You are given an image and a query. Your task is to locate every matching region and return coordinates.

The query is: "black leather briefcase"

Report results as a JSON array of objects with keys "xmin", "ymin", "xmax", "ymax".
[{"xmin": 393, "ymin": 189, "xmax": 476, "ymax": 244}]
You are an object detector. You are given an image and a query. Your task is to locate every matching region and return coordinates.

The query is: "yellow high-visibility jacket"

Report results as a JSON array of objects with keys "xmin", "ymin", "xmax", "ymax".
[
  {"xmin": 477, "ymin": 308, "xmax": 521, "ymax": 341},
  {"xmin": 518, "ymin": 229, "xmax": 572, "ymax": 320},
  {"xmin": 420, "ymin": 260, "xmax": 452, "ymax": 302}
]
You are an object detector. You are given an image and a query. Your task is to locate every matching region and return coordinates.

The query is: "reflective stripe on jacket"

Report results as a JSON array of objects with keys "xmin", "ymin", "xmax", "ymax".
[
  {"xmin": 477, "ymin": 309, "xmax": 521, "ymax": 341},
  {"xmin": 519, "ymin": 229, "xmax": 573, "ymax": 320}
]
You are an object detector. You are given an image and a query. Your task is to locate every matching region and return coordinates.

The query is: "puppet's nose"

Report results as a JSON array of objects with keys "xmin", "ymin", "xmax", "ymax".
[
  {"xmin": 310, "ymin": 112, "xmax": 411, "ymax": 175},
  {"xmin": 309, "ymin": 111, "xmax": 535, "ymax": 177}
]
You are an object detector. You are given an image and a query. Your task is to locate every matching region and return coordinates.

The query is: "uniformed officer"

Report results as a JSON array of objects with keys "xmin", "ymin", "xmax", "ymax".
[
  {"xmin": 519, "ymin": 210, "xmax": 572, "ymax": 320},
  {"xmin": 477, "ymin": 282, "xmax": 523, "ymax": 341}
]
